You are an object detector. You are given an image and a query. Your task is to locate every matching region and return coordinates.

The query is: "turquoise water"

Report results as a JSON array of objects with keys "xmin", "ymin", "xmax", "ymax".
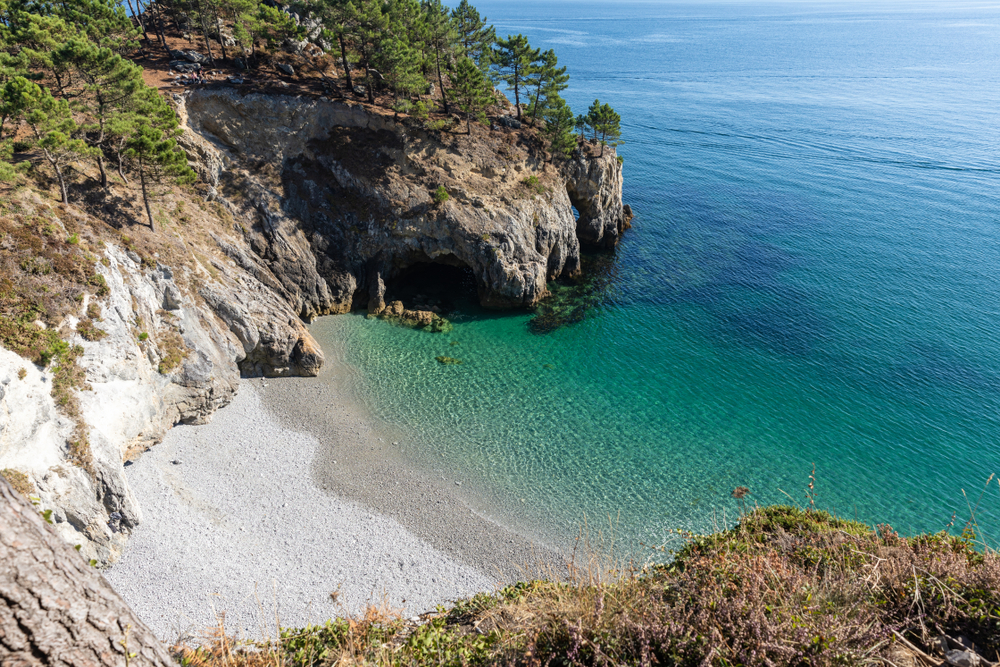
[{"xmin": 318, "ymin": 1, "xmax": 1000, "ymax": 552}]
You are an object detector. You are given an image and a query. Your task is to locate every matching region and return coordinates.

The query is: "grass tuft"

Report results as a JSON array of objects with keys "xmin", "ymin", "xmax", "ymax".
[{"xmin": 0, "ymin": 468, "xmax": 35, "ymax": 498}]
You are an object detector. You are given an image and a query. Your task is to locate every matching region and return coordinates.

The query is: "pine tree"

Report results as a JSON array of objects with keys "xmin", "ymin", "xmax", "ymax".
[
  {"xmin": 451, "ymin": 55, "xmax": 491, "ymax": 134},
  {"xmin": 585, "ymin": 99, "xmax": 622, "ymax": 156},
  {"xmin": 2, "ymin": 77, "xmax": 95, "ymax": 203},
  {"xmin": 123, "ymin": 91, "xmax": 196, "ymax": 231},
  {"xmin": 51, "ymin": 38, "xmax": 146, "ymax": 188},
  {"xmin": 492, "ymin": 33, "xmax": 537, "ymax": 120},
  {"xmin": 376, "ymin": 36, "xmax": 425, "ymax": 111},
  {"xmin": 420, "ymin": 0, "xmax": 457, "ymax": 114},
  {"xmin": 315, "ymin": 0, "xmax": 356, "ymax": 91},
  {"xmin": 542, "ymin": 95, "xmax": 576, "ymax": 158},
  {"xmin": 450, "ymin": 0, "xmax": 493, "ymax": 71},
  {"xmin": 526, "ymin": 48, "xmax": 568, "ymax": 127}
]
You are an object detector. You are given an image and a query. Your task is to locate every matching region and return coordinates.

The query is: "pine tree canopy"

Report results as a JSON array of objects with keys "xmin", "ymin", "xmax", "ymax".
[{"xmin": 0, "ymin": 0, "xmax": 623, "ymax": 218}]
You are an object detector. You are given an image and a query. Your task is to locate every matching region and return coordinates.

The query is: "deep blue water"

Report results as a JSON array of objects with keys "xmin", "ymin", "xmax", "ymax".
[{"xmin": 315, "ymin": 1, "xmax": 1000, "ymax": 553}]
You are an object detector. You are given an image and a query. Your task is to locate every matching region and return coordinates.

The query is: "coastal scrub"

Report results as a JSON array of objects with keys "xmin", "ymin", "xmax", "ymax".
[{"xmin": 174, "ymin": 505, "xmax": 1000, "ymax": 666}]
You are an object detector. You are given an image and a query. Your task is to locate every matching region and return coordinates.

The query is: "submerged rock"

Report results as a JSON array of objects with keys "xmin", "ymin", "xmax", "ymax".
[
  {"xmin": 528, "ymin": 251, "xmax": 619, "ymax": 334},
  {"xmin": 435, "ymin": 356, "xmax": 462, "ymax": 365}
]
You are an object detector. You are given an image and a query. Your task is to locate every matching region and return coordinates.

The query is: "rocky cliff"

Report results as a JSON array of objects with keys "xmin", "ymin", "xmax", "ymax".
[
  {"xmin": 0, "ymin": 88, "xmax": 630, "ymax": 564},
  {"xmin": 180, "ymin": 88, "xmax": 630, "ymax": 314}
]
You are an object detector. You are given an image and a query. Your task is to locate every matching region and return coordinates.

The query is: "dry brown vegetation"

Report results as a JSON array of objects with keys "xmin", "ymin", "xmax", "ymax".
[
  {"xmin": 0, "ymin": 468, "xmax": 35, "ymax": 498},
  {"xmin": 171, "ymin": 504, "xmax": 1000, "ymax": 667}
]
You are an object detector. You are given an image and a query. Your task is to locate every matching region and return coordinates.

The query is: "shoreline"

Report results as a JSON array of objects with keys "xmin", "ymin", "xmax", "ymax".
[
  {"xmin": 105, "ymin": 319, "xmax": 563, "ymax": 642},
  {"xmin": 267, "ymin": 316, "xmax": 567, "ymax": 581}
]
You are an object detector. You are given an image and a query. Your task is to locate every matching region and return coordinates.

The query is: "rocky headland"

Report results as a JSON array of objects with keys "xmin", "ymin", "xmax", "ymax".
[{"xmin": 0, "ymin": 87, "xmax": 631, "ymax": 566}]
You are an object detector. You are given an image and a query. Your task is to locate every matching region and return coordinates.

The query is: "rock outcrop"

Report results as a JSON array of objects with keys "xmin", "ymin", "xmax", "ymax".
[{"xmin": 180, "ymin": 88, "xmax": 630, "ymax": 313}]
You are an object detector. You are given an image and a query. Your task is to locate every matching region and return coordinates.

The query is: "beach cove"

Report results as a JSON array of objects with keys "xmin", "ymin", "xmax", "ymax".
[{"xmin": 106, "ymin": 317, "xmax": 562, "ymax": 641}]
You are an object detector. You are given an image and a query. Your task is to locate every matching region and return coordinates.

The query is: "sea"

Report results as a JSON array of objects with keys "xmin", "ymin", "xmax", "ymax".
[{"xmin": 311, "ymin": 0, "xmax": 1000, "ymax": 555}]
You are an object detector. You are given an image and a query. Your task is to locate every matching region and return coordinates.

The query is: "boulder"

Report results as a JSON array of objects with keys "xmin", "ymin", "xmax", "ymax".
[
  {"xmin": 179, "ymin": 49, "xmax": 208, "ymax": 63},
  {"xmin": 283, "ymin": 38, "xmax": 308, "ymax": 55},
  {"xmin": 495, "ymin": 115, "xmax": 521, "ymax": 129},
  {"xmin": 276, "ymin": 62, "xmax": 295, "ymax": 76},
  {"xmin": 169, "ymin": 61, "xmax": 201, "ymax": 73}
]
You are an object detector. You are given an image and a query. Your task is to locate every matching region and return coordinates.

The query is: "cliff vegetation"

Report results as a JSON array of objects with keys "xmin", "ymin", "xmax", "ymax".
[{"xmin": 177, "ymin": 504, "xmax": 1000, "ymax": 667}]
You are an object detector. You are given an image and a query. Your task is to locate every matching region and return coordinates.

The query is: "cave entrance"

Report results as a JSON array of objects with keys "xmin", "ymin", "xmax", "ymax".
[{"xmin": 385, "ymin": 261, "xmax": 480, "ymax": 315}]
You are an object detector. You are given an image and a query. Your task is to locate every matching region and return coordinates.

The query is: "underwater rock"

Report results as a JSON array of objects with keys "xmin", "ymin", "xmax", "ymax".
[
  {"xmin": 435, "ymin": 356, "xmax": 462, "ymax": 365},
  {"xmin": 528, "ymin": 251, "xmax": 618, "ymax": 334}
]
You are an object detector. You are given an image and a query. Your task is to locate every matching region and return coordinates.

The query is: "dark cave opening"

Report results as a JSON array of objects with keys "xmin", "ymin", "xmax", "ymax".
[{"xmin": 384, "ymin": 261, "xmax": 480, "ymax": 315}]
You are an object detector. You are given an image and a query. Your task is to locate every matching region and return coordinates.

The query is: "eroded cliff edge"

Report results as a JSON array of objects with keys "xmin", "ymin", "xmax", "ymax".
[
  {"xmin": 181, "ymin": 88, "xmax": 631, "ymax": 315},
  {"xmin": 0, "ymin": 89, "xmax": 630, "ymax": 564}
]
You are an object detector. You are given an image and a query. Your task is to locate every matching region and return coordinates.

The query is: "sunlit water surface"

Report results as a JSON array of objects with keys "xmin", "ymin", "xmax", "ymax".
[{"xmin": 312, "ymin": 1, "xmax": 1000, "ymax": 552}]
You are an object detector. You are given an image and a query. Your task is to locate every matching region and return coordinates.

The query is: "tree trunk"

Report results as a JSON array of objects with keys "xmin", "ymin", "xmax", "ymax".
[
  {"xmin": 197, "ymin": 1, "xmax": 214, "ymax": 61},
  {"xmin": 0, "ymin": 477, "xmax": 174, "ymax": 666},
  {"xmin": 435, "ymin": 47, "xmax": 448, "ymax": 114},
  {"xmin": 138, "ymin": 161, "xmax": 155, "ymax": 232},
  {"xmin": 214, "ymin": 9, "xmax": 227, "ymax": 61},
  {"xmin": 125, "ymin": 0, "xmax": 149, "ymax": 42},
  {"xmin": 97, "ymin": 153, "xmax": 108, "ymax": 189},
  {"xmin": 116, "ymin": 151, "xmax": 129, "ymax": 185},
  {"xmin": 512, "ymin": 67, "xmax": 521, "ymax": 119},
  {"xmin": 150, "ymin": 1, "xmax": 168, "ymax": 52},
  {"xmin": 339, "ymin": 33, "xmax": 353, "ymax": 91},
  {"xmin": 41, "ymin": 150, "xmax": 69, "ymax": 204}
]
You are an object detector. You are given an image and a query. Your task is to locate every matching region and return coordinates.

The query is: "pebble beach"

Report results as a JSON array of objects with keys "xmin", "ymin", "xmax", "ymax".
[{"xmin": 105, "ymin": 325, "xmax": 560, "ymax": 642}]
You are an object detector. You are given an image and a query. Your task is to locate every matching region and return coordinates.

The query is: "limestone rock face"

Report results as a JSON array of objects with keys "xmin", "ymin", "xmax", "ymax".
[
  {"xmin": 0, "ymin": 239, "xmax": 322, "ymax": 565},
  {"xmin": 180, "ymin": 89, "xmax": 630, "ymax": 312},
  {"xmin": 563, "ymin": 151, "xmax": 634, "ymax": 249}
]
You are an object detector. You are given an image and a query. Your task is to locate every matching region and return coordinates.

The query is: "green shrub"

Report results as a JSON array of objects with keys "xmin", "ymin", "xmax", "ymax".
[
  {"xmin": 432, "ymin": 185, "xmax": 449, "ymax": 205},
  {"xmin": 0, "ymin": 315, "xmax": 68, "ymax": 366},
  {"xmin": 66, "ymin": 233, "xmax": 79, "ymax": 245},
  {"xmin": 20, "ymin": 256, "xmax": 52, "ymax": 275},
  {"xmin": 411, "ymin": 100, "xmax": 429, "ymax": 120},
  {"xmin": 522, "ymin": 174, "xmax": 545, "ymax": 194},
  {"xmin": 392, "ymin": 100, "xmax": 412, "ymax": 114},
  {"xmin": 76, "ymin": 318, "xmax": 106, "ymax": 342},
  {"xmin": 88, "ymin": 273, "xmax": 109, "ymax": 296},
  {"xmin": 11, "ymin": 140, "xmax": 31, "ymax": 153},
  {"xmin": 425, "ymin": 118, "xmax": 451, "ymax": 132},
  {"xmin": 0, "ymin": 161, "xmax": 19, "ymax": 182}
]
